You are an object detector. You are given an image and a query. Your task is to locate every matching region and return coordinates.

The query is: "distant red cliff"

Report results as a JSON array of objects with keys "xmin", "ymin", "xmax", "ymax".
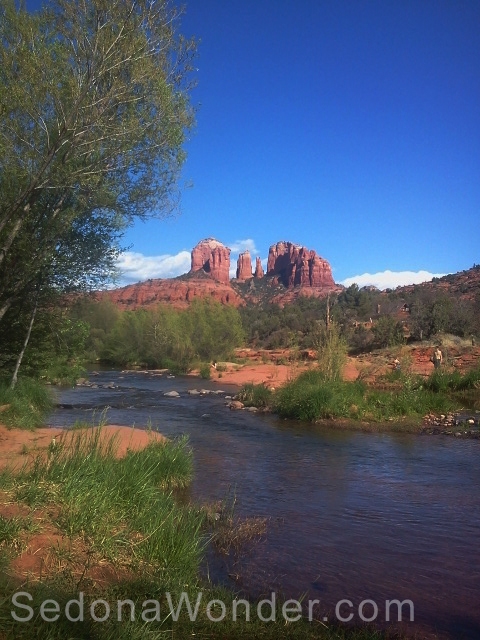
[
  {"xmin": 98, "ymin": 238, "xmax": 340, "ymax": 309},
  {"xmin": 267, "ymin": 241, "xmax": 336, "ymax": 288}
]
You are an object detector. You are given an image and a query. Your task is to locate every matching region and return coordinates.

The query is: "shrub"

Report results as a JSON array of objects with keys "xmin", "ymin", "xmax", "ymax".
[
  {"xmin": 199, "ymin": 363, "xmax": 211, "ymax": 379},
  {"xmin": 237, "ymin": 383, "xmax": 273, "ymax": 408}
]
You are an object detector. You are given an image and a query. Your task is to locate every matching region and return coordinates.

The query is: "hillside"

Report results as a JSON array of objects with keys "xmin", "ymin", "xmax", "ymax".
[{"xmin": 395, "ymin": 264, "xmax": 480, "ymax": 301}]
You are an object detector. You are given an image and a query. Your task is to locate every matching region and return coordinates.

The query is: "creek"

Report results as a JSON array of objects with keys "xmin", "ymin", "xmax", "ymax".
[{"xmin": 47, "ymin": 370, "xmax": 480, "ymax": 639}]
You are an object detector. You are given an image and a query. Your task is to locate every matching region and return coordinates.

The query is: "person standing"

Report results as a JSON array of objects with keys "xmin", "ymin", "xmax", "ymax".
[{"xmin": 433, "ymin": 347, "xmax": 443, "ymax": 369}]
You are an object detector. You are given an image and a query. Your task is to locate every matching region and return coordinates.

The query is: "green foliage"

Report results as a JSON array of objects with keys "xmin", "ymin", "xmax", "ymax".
[
  {"xmin": 0, "ymin": 378, "xmax": 54, "ymax": 429},
  {"xmin": 0, "ymin": 514, "xmax": 36, "ymax": 548},
  {"xmin": 409, "ymin": 290, "xmax": 478, "ymax": 340},
  {"xmin": 94, "ymin": 299, "xmax": 244, "ymax": 369},
  {"xmin": 313, "ymin": 322, "xmax": 348, "ymax": 381},
  {"xmin": 199, "ymin": 363, "xmax": 212, "ymax": 379},
  {"xmin": 240, "ymin": 296, "xmax": 328, "ymax": 349},
  {"xmin": 0, "ymin": 303, "xmax": 89, "ymax": 383},
  {"xmin": 371, "ymin": 316, "xmax": 405, "ymax": 349},
  {"xmin": 274, "ymin": 370, "xmax": 456, "ymax": 423},
  {"xmin": 237, "ymin": 383, "xmax": 273, "ymax": 408},
  {"xmin": 70, "ymin": 297, "xmax": 120, "ymax": 361},
  {"xmin": 7, "ymin": 428, "xmax": 202, "ymax": 586},
  {"xmin": 0, "ymin": 0, "xmax": 197, "ymax": 380},
  {"xmin": 423, "ymin": 367, "xmax": 480, "ymax": 392}
]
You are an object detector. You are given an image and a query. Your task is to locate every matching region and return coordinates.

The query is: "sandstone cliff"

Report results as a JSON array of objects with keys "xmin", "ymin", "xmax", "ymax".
[
  {"xmin": 267, "ymin": 241, "xmax": 335, "ymax": 289},
  {"xmin": 190, "ymin": 238, "xmax": 231, "ymax": 284},
  {"xmin": 236, "ymin": 251, "xmax": 253, "ymax": 280},
  {"xmin": 99, "ymin": 271, "xmax": 244, "ymax": 310},
  {"xmin": 254, "ymin": 257, "xmax": 264, "ymax": 279}
]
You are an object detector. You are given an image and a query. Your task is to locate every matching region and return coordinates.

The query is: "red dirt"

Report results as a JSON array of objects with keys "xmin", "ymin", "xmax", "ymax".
[
  {"xmin": 205, "ymin": 344, "xmax": 480, "ymax": 388},
  {"xmin": 0, "ymin": 424, "xmax": 165, "ymax": 472},
  {"xmin": 0, "ymin": 425, "xmax": 166, "ymax": 588}
]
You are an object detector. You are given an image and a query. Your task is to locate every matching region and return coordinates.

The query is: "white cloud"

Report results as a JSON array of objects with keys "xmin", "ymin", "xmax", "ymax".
[
  {"xmin": 116, "ymin": 240, "xmax": 267, "ymax": 284},
  {"xmin": 116, "ymin": 250, "xmax": 191, "ymax": 284},
  {"xmin": 228, "ymin": 238, "xmax": 259, "ymax": 255},
  {"xmin": 340, "ymin": 270, "xmax": 446, "ymax": 291}
]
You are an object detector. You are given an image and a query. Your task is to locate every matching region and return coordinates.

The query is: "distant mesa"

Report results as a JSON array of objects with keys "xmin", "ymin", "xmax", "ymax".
[
  {"xmin": 267, "ymin": 241, "xmax": 335, "ymax": 289},
  {"xmin": 190, "ymin": 238, "xmax": 231, "ymax": 284}
]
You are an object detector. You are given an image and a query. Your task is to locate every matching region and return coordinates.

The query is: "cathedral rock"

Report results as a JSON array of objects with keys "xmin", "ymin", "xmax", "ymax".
[
  {"xmin": 190, "ymin": 238, "xmax": 231, "ymax": 284},
  {"xmin": 267, "ymin": 241, "xmax": 335, "ymax": 288}
]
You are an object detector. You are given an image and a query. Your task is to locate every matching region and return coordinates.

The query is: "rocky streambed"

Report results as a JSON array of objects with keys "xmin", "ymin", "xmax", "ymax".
[{"xmin": 422, "ymin": 412, "xmax": 480, "ymax": 437}]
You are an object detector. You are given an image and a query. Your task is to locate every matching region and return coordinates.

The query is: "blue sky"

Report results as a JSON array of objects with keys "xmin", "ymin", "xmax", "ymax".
[{"xmin": 28, "ymin": 1, "xmax": 480, "ymax": 289}]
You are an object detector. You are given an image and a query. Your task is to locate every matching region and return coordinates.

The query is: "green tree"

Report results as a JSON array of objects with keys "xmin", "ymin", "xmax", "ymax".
[
  {"xmin": 0, "ymin": 0, "xmax": 196, "ymax": 378},
  {"xmin": 371, "ymin": 315, "xmax": 404, "ymax": 348}
]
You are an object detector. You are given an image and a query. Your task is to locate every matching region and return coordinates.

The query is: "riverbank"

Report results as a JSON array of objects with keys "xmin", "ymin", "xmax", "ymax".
[
  {"xmin": 203, "ymin": 342, "xmax": 480, "ymax": 389},
  {"xmin": 0, "ymin": 423, "xmax": 165, "ymax": 472},
  {"xmin": 0, "ymin": 420, "xmax": 409, "ymax": 640}
]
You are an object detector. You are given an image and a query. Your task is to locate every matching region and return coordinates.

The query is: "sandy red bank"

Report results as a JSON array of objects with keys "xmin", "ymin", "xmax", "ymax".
[{"xmin": 0, "ymin": 424, "xmax": 166, "ymax": 472}]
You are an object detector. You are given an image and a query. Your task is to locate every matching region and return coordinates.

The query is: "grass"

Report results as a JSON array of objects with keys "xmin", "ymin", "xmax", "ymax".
[
  {"xmin": 273, "ymin": 369, "xmax": 459, "ymax": 424},
  {"xmin": 236, "ymin": 382, "xmax": 273, "ymax": 408},
  {"xmin": 422, "ymin": 366, "xmax": 480, "ymax": 392},
  {"xmin": 0, "ymin": 378, "xmax": 54, "ymax": 429},
  {"xmin": 0, "ymin": 425, "xmax": 402, "ymax": 639},
  {"xmin": 0, "ymin": 514, "xmax": 38, "ymax": 550}
]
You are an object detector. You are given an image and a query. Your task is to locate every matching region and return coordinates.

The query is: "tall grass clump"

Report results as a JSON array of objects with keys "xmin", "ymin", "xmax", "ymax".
[
  {"xmin": 274, "ymin": 369, "xmax": 456, "ymax": 423},
  {"xmin": 423, "ymin": 367, "xmax": 480, "ymax": 392},
  {"xmin": 15, "ymin": 427, "xmax": 204, "ymax": 587},
  {"xmin": 237, "ymin": 382, "xmax": 273, "ymax": 408},
  {"xmin": 313, "ymin": 321, "xmax": 348, "ymax": 382},
  {"xmin": 0, "ymin": 378, "xmax": 54, "ymax": 429}
]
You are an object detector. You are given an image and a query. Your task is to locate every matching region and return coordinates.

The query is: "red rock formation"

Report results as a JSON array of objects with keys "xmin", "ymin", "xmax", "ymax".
[
  {"xmin": 236, "ymin": 251, "xmax": 253, "ymax": 280},
  {"xmin": 98, "ymin": 273, "xmax": 244, "ymax": 310},
  {"xmin": 190, "ymin": 238, "xmax": 231, "ymax": 284},
  {"xmin": 267, "ymin": 241, "xmax": 335, "ymax": 288},
  {"xmin": 254, "ymin": 257, "xmax": 264, "ymax": 279}
]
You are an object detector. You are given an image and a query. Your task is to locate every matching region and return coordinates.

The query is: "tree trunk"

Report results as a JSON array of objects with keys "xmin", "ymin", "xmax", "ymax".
[
  {"xmin": 10, "ymin": 295, "xmax": 39, "ymax": 390},
  {"xmin": 0, "ymin": 298, "xmax": 14, "ymax": 323}
]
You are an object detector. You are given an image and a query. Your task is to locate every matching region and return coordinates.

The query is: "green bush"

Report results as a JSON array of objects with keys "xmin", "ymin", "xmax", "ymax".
[
  {"xmin": 237, "ymin": 383, "xmax": 273, "ymax": 408},
  {"xmin": 312, "ymin": 322, "xmax": 348, "ymax": 382},
  {"xmin": 421, "ymin": 366, "xmax": 480, "ymax": 393},
  {"xmin": 199, "ymin": 363, "xmax": 211, "ymax": 379}
]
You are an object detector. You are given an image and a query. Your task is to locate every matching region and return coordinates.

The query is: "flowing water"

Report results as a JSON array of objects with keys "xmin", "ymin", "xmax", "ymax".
[{"xmin": 47, "ymin": 370, "xmax": 480, "ymax": 639}]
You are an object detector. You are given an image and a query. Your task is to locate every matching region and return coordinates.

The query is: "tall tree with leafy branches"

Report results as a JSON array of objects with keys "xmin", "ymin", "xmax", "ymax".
[{"xmin": 0, "ymin": 0, "xmax": 197, "ymax": 380}]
